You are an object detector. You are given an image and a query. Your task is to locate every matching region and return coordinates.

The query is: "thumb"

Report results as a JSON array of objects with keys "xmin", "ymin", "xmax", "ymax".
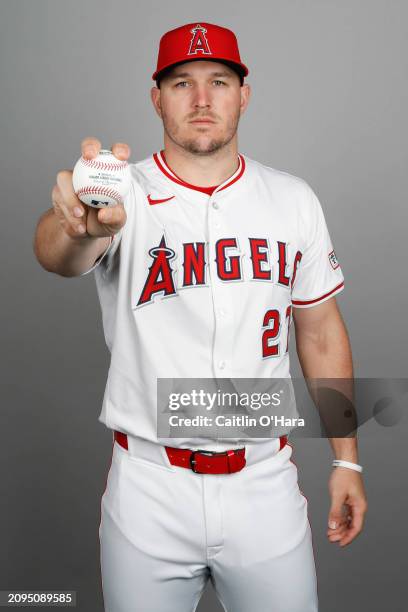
[
  {"xmin": 97, "ymin": 202, "xmax": 126, "ymax": 229},
  {"xmin": 328, "ymin": 497, "xmax": 345, "ymax": 529}
]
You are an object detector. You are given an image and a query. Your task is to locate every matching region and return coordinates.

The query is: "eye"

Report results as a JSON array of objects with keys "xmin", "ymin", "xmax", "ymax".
[
  {"xmin": 175, "ymin": 81, "xmax": 189, "ymax": 88},
  {"xmin": 213, "ymin": 80, "xmax": 227, "ymax": 86}
]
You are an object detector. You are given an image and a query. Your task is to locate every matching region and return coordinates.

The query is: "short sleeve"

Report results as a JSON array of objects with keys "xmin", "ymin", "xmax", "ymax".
[{"xmin": 291, "ymin": 186, "xmax": 345, "ymax": 308}]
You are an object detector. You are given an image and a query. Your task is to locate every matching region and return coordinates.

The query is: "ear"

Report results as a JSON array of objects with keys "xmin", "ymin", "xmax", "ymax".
[
  {"xmin": 239, "ymin": 83, "xmax": 251, "ymax": 115},
  {"xmin": 150, "ymin": 86, "xmax": 162, "ymax": 118}
]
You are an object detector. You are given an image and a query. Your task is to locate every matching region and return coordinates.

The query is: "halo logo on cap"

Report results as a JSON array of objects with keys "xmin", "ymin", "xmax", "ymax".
[{"xmin": 188, "ymin": 24, "xmax": 212, "ymax": 56}]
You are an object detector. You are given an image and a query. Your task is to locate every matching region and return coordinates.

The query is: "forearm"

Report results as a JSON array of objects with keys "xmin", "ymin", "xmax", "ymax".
[
  {"xmin": 329, "ymin": 437, "xmax": 359, "ymax": 462},
  {"xmin": 33, "ymin": 208, "xmax": 110, "ymax": 277},
  {"xmin": 295, "ymin": 306, "xmax": 353, "ymax": 379},
  {"xmin": 295, "ymin": 306, "xmax": 358, "ymax": 461}
]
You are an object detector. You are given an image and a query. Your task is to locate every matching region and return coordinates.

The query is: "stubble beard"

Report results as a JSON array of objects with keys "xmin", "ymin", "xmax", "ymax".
[{"xmin": 162, "ymin": 110, "xmax": 240, "ymax": 156}]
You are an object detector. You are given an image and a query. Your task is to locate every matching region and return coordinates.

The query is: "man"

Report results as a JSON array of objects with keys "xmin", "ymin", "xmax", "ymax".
[{"xmin": 34, "ymin": 21, "xmax": 367, "ymax": 612}]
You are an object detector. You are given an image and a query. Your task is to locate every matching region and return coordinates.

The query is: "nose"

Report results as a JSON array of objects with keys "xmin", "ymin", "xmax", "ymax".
[{"xmin": 192, "ymin": 83, "xmax": 211, "ymax": 109}]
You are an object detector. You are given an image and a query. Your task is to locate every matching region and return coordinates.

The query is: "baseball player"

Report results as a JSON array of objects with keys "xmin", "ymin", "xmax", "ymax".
[{"xmin": 34, "ymin": 22, "xmax": 367, "ymax": 612}]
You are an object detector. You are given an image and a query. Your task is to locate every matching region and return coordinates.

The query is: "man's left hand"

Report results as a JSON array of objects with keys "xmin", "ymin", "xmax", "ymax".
[{"xmin": 327, "ymin": 467, "xmax": 368, "ymax": 547}]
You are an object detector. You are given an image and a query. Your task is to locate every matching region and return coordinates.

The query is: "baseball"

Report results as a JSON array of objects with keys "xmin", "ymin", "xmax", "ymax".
[{"xmin": 72, "ymin": 149, "xmax": 131, "ymax": 208}]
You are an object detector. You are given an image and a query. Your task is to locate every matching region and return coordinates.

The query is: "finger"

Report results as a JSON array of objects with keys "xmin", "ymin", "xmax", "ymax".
[
  {"xmin": 327, "ymin": 517, "xmax": 348, "ymax": 533},
  {"xmin": 97, "ymin": 202, "xmax": 126, "ymax": 229},
  {"xmin": 338, "ymin": 526, "xmax": 363, "ymax": 547},
  {"xmin": 52, "ymin": 194, "xmax": 87, "ymax": 236},
  {"xmin": 51, "ymin": 183, "xmax": 61, "ymax": 205},
  {"xmin": 56, "ymin": 170, "xmax": 84, "ymax": 211},
  {"xmin": 54, "ymin": 174, "xmax": 87, "ymax": 236},
  {"xmin": 327, "ymin": 525, "xmax": 348, "ymax": 541},
  {"xmin": 326, "ymin": 519, "xmax": 348, "ymax": 536},
  {"xmin": 339, "ymin": 509, "xmax": 365, "ymax": 546},
  {"xmin": 329, "ymin": 535, "xmax": 345, "ymax": 543},
  {"xmin": 328, "ymin": 498, "xmax": 346, "ymax": 530},
  {"xmin": 111, "ymin": 142, "xmax": 131, "ymax": 161},
  {"xmin": 81, "ymin": 136, "xmax": 102, "ymax": 160}
]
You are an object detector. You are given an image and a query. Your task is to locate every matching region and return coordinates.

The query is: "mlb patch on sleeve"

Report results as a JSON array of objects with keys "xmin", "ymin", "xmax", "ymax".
[{"xmin": 328, "ymin": 250, "xmax": 339, "ymax": 270}]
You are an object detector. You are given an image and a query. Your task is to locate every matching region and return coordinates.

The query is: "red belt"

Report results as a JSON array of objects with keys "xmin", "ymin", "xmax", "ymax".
[{"xmin": 114, "ymin": 431, "xmax": 287, "ymax": 475}]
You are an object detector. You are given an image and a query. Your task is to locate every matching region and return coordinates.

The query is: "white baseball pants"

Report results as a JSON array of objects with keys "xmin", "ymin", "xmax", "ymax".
[{"xmin": 99, "ymin": 435, "xmax": 318, "ymax": 611}]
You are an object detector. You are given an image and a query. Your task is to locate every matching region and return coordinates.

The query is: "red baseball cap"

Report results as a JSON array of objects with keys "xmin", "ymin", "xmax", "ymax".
[{"xmin": 152, "ymin": 22, "xmax": 249, "ymax": 83}]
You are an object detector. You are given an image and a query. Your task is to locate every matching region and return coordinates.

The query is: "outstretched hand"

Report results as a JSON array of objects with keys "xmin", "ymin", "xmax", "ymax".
[{"xmin": 51, "ymin": 137, "xmax": 131, "ymax": 240}]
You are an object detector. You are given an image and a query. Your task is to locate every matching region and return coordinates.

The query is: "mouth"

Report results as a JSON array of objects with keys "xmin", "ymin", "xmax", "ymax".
[{"xmin": 189, "ymin": 119, "xmax": 216, "ymax": 124}]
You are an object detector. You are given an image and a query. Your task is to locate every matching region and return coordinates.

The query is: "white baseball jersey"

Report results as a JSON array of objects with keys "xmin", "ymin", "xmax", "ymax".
[{"xmin": 82, "ymin": 151, "xmax": 344, "ymax": 448}]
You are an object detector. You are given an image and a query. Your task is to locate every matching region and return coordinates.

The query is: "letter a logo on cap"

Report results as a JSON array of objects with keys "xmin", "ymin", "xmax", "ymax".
[{"xmin": 188, "ymin": 24, "xmax": 212, "ymax": 56}]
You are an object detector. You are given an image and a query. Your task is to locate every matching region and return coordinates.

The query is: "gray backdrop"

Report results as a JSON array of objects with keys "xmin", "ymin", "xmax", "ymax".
[{"xmin": 1, "ymin": 0, "xmax": 407, "ymax": 610}]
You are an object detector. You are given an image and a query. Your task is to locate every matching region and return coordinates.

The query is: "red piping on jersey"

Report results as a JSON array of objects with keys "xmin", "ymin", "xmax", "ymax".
[
  {"xmin": 153, "ymin": 150, "xmax": 246, "ymax": 195},
  {"xmin": 292, "ymin": 281, "xmax": 344, "ymax": 306}
]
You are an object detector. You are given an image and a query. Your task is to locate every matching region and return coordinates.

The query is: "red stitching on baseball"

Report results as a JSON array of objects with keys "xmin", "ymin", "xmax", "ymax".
[
  {"xmin": 80, "ymin": 157, "xmax": 128, "ymax": 171},
  {"xmin": 76, "ymin": 186, "xmax": 123, "ymax": 203}
]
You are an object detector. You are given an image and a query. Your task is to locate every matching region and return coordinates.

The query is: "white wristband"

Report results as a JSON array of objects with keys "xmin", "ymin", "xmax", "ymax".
[{"xmin": 332, "ymin": 459, "xmax": 363, "ymax": 473}]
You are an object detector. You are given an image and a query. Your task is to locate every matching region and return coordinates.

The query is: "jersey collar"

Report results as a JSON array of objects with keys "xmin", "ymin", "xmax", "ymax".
[{"xmin": 153, "ymin": 150, "xmax": 246, "ymax": 195}]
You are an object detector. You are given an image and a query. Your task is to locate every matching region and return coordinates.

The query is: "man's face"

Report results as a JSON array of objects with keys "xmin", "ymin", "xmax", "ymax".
[{"xmin": 151, "ymin": 60, "xmax": 250, "ymax": 156}]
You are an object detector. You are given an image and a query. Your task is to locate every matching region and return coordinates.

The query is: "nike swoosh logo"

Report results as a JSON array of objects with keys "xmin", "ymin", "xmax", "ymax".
[{"xmin": 147, "ymin": 194, "xmax": 175, "ymax": 205}]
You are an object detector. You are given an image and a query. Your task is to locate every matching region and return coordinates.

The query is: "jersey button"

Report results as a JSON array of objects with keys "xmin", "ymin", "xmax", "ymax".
[
  {"xmin": 212, "ymin": 201, "xmax": 219, "ymax": 209},
  {"xmin": 218, "ymin": 360, "xmax": 226, "ymax": 370},
  {"xmin": 219, "ymin": 308, "xmax": 227, "ymax": 317}
]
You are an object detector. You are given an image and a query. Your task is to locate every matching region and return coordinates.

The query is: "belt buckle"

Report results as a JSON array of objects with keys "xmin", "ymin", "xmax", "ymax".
[
  {"xmin": 190, "ymin": 449, "xmax": 217, "ymax": 473},
  {"xmin": 189, "ymin": 448, "xmax": 246, "ymax": 474}
]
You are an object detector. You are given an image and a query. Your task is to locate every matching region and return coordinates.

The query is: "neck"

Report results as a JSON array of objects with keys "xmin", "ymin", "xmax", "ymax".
[{"xmin": 162, "ymin": 138, "xmax": 239, "ymax": 187}]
